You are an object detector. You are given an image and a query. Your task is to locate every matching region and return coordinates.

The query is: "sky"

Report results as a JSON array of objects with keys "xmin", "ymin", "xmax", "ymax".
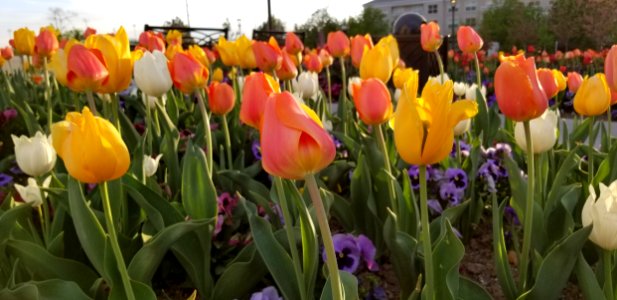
[{"xmin": 0, "ymin": 0, "xmax": 366, "ymax": 45}]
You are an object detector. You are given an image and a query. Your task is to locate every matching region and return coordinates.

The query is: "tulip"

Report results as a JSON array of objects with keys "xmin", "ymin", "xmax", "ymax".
[
  {"xmin": 319, "ymin": 49, "xmax": 333, "ymax": 68},
  {"xmin": 260, "ymin": 92, "xmax": 335, "ymax": 179},
  {"xmin": 168, "ymin": 51, "xmax": 209, "ymax": 94},
  {"xmin": 208, "ymin": 82, "xmax": 235, "ymax": 115},
  {"xmin": 394, "ymin": 76, "xmax": 478, "ymax": 165},
  {"xmin": 494, "ymin": 54, "xmax": 547, "ymax": 121},
  {"xmin": 514, "ymin": 110, "xmax": 558, "ymax": 153},
  {"xmin": 350, "ymin": 34, "xmax": 373, "ymax": 68},
  {"xmin": 134, "ymin": 50, "xmax": 172, "ymax": 98},
  {"xmin": 240, "ymin": 72, "xmax": 280, "ymax": 129},
  {"xmin": 143, "ymin": 154, "xmax": 163, "ymax": 177},
  {"xmin": 285, "ymin": 32, "xmax": 304, "ymax": 55},
  {"xmin": 376, "ymin": 35, "xmax": 399, "ymax": 67},
  {"xmin": 165, "ymin": 43, "xmax": 182, "ymax": 60},
  {"xmin": 1, "ymin": 47, "xmax": 14, "ymax": 60},
  {"xmin": 605, "ymin": 45, "xmax": 617, "ymax": 92},
  {"xmin": 236, "ymin": 35, "xmax": 257, "ymax": 69},
  {"xmin": 276, "ymin": 51, "xmax": 298, "ymax": 81},
  {"xmin": 49, "ymin": 45, "xmax": 71, "ymax": 87},
  {"xmin": 351, "ymin": 78, "xmax": 393, "ymax": 125},
  {"xmin": 393, "ymin": 67, "xmax": 415, "ymax": 90},
  {"xmin": 13, "ymin": 28, "xmax": 35, "ymax": 56},
  {"xmin": 537, "ymin": 68, "xmax": 559, "ymax": 99},
  {"xmin": 2, "ymin": 56, "xmax": 24, "ymax": 74},
  {"xmin": 573, "ymin": 73, "xmax": 611, "ymax": 116},
  {"xmin": 212, "ymin": 67, "xmax": 224, "ymax": 82},
  {"xmin": 294, "ymin": 71, "xmax": 319, "ymax": 99},
  {"xmin": 453, "ymin": 119, "xmax": 471, "ymax": 136},
  {"xmin": 253, "ymin": 37, "xmax": 283, "ymax": 73},
  {"xmin": 428, "ymin": 73, "xmax": 451, "ymax": 85},
  {"xmin": 582, "ymin": 181, "xmax": 617, "ymax": 250},
  {"xmin": 359, "ymin": 43, "xmax": 393, "ymax": 83},
  {"xmin": 66, "ymin": 44, "xmax": 109, "ymax": 92},
  {"xmin": 166, "ymin": 30, "xmax": 183, "ymax": 46},
  {"xmin": 11, "ymin": 131, "xmax": 57, "ymax": 177},
  {"xmin": 612, "ymin": 89, "xmax": 617, "ymax": 105},
  {"xmin": 0, "ymin": 56, "xmax": 4, "ymax": 68},
  {"xmin": 187, "ymin": 45, "xmax": 210, "ymax": 68},
  {"xmin": 216, "ymin": 36, "xmax": 239, "ymax": 67},
  {"xmin": 453, "ymin": 82, "xmax": 467, "ymax": 97},
  {"xmin": 143, "ymin": 95, "xmax": 165, "ymax": 109},
  {"xmin": 327, "ymin": 31, "xmax": 350, "ymax": 58},
  {"xmin": 348, "ymin": 77, "xmax": 362, "ymax": 98},
  {"xmin": 138, "ymin": 31, "xmax": 165, "ymax": 52},
  {"xmin": 567, "ymin": 72, "xmax": 583, "ymax": 93},
  {"xmin": 85, "ymin": 27, "xmax": 133, "ymax": 93},
  {"xmin": 35, "ymin": 26, "xmax": 59, "ymax": 59},
  {"xmin": 51, "ymin": 107, "xmax": 130, "ymax": 183},
  {"xmin": 457, "ymin": 26, "xmax": 483, "ymax": 54},
  {"xmin": 553, "ymin": 69, "xmax": 567, "ymax": 92},
  {"xmin": 303, "ymin": 51, "xmax": 323, "ymax": 73},
  {"xmin": 420, "ymin": 22, "xmax": 442, "ymax": 52},
  {"xmin": 14, "ymin": 177, "xmax": 51, "ymax": 207},
  {"xmin": 83, "ymin": 27, "xmax": 97, "ymax": 39}
]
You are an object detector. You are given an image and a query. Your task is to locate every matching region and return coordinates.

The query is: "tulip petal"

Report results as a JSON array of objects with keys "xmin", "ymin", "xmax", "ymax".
[{"xmin": 448, "ymin": 100, "xmax": 479, "ymax": 128}]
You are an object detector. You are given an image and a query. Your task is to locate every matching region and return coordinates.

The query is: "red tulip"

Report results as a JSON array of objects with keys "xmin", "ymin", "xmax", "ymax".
[
  {"xmin": 240, "ymin": 72, "xmax": 280, "ymax": 129},
  {"xmin": 605, "ymin": 45, "xmax": 617, "ymax": 92},
  {"xmin": 457, "ymin": 26, "xmax": 483, "ymax": 54},
  {"xmin": 326, "ymin": 31, "xmax": 350, "ymax": 58},
  {"xmin": 138, "ymin": 31, "xmax": 165, "ymax": 52},
  {"xmin": 84, "ymin": 27, "xmax": 97, "ymax": 39},
  {"xmin": 567, "ymin": 72, "xmax": 583, "ymax": 93},
  {"xmin": 350, "ymin": 34, "xmax": 373, "ymax": 68},
  {"xmin": 303, "ymin": 51, "xmax": 323, "ymax": 73},
  {"xmin": 285, "ymin": 32, "xmax": 304, "ymax": 55},
  {"xmin": 208, "ymin": 82, "xmax": 235, "ymax": 115},
  {"xmin": 168, "ymin": 52, "xmax": 209, "ymax": 94},
  {"xmin": 35, "ymin": 26, "xmax": 59, "ymax": 59},
  {"xmin": 537, "ymin": 68, "xmax": 559, "ymax": 99},
  {"xmin": 421, "ymin": 22, "xmax": 442, "ymax": 52},
  {"xmin": 66, "ymin": 44, "xmax": 109, "ymax": 92},
  {"xmin": 1, "ymin": 47, "xmax": 13, "ymax": 60},
  {"xmin": 276, "ymin": 50, "xmax": 298, "ymax": 81},
  {"xmin": 351, "ymin": 78, "xmax": 393, "ymax": 125},
  {"xmin": 253, "ymin": 37, "xmax": 283, "ymax": 72}
]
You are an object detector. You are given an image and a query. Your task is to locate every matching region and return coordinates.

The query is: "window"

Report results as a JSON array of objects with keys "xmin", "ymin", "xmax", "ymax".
[
  {"xmin": 428, "ymin": 4, "xmax": 438, "ymax": 14},
  {"xmin": 465, "ymin": 6, "xmax": 476, "ymax": 11},
  {"xmin": 465, "ymin": 18, "xmax": 477, "ymax": 26}
]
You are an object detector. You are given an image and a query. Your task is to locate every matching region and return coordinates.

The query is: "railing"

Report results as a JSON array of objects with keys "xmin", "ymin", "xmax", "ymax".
[
  {"xmin": 252, "ymin": 30, "xmax": 305, "ymax": 46},
  {"xmin": 143, "ymin": 25, "xmax": 228, "ymax": 47}
]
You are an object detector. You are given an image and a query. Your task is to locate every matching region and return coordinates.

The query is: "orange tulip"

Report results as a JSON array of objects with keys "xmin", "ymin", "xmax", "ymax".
[
  {"xmin": 83, "ymin": 27, "xmax": 97, "ymax": 39},
  {"xmin": 350, "ymin": 34, "xmax": 373, "ymax": 68},
  {"xmin": 138, "ymin": 31, "xmax": 165, "ymax": 52},
  {"xmin": 494, "ymin": 54, "xmax": 547, "ymax": 121},
  {"xmin": 303, "ymin": 51, "xmax": 323, "ymax": 73},
  {"xmin": 351, "ymin": 78, "xmax": 393, "ymax": 125},
  {"xmin": 35, "ymin": 26, "xmax": 59, "ymax": 59},
  {"xmin": 421, "ymin": 21, "xmax": 442, "ymax": 52},
  {"xmin": 276, "ymin": 51, "xmax": 298, "ymax": 81},
  {"xmin": 168, "ymin": 52, "xmax": 209, "ymax": 94},
  {"xmin": 567, "ymin": 72, "xmax": 583, "ymax": 93},
  {"xmin": 66, "ymin": 44, "xmax": 109, "ymax": 92},
  {"xmin": 285, "ymin": 32, "xmax": 304, "ymax": 55},
  {"xmin": 208, "ymin": 82, "xmax": 235, "ymax": 115},
  {"xmin": 260, "ymin": 91, "xmax": 335, "ymax": 179},
  {"xmin": 319, "ymin": 49, "xmax": 333, "ymax": 68},
  {"xmin": 537, "ymin": 68, "xmax": 559, "ymax": 99},
  {"xmin": 1, "ymin": 47, "xmax": 14, "ymax": 60},
  {"xmin": 605, "ymin": 45, "xmax": 617, "ymax": 92},
  {"xmin": 327, "ymin": 31, "xmax": 350, "ymax": 58},
  {"xmin": 611, "ymin": 89, "xmax": 617, "ymax": 105},
  {"xmin": 457, "ymin": 26, "xmax": 483, "ymax": 54},
  {"xmin": 253, "ymin": 37, "xmax": 283, "ymax": 72},
  {"xmin": 240, "ymin": 72, "xmax": 280, "ymax": 129}
]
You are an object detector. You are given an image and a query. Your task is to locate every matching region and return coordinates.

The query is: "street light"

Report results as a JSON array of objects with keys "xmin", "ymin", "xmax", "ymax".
[{"xmin": 451, "ymin": 0, "xmax": 457, "ymax": 49}]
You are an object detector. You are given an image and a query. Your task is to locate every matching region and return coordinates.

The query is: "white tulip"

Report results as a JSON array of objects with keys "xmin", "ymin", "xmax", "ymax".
[
  {"xmin": 582, "ymin": 181, "xmax": 617, "ymax": 250},
  {"xmin": 143, "ymin": 154, "xmax": 163, "ymax": 177},
  {"xmin": 465, "ymin": 83, "xmax": 486, "ymax": 101},
  {"xmin": 134, "ymin": 50, "xmax": 172, "ymax": 98},
  {"xmin": 394, "ymin": 88, "xmax": 402, "ymax": 101},
  {"xmin": 11, "ymin": 131, "xmax": 56, "ymax": 177},
  {"xmin": 2, "ymin": 56, "xmax": 24, "ymax": 74},
  {"xmin": 453, "ymin": 118, "xmax": 471, "ymax": 136},
  {"xmin": 295, "ymin": 72, "xmax": 319, "ymax": 99},
  {"xmin": 14, "ymin": 177, "xmax": 51, "ymax": 207},
  {"xmin": 143, "ymin": 94, "xmax": 166, "ymax": 109},
  {"xmin": 348, "ymin": 77, "xmax": 361, "ymax": 98},
  {"xmin": 428, "ymin": 73, "xmax": 450, "ymax": 84},
  {"xmin": 453, "ymin": 82, "xmax": 467, "ymax": 97},
  {"xmin": 514, "ymin": 110, "xmax": 558, "ymax": 153}
]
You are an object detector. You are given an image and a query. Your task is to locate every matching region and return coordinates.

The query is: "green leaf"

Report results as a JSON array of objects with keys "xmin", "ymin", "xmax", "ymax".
[
  {"xmin": 384, "ymin": 212, "xmax": 418, "ymax": 299},
  {"xmin": 492, "ymin": 199, "xmax": 517, "ymax": 300},
  {"xmin": 181, "ymin": 142, "xmax": 217, "ymax": 220},
  {"xmin": 433, "ymin": 220, "xmax": 465, "ymax": 300},
  {"xmin": 212, "ymin": 244, "xmax": 268, "ymax": 299},
  {"xmin": 119, "ymin": 110, "xmax": 140, "ymax": 152},
  {"xmin": 320, "ymin": 271, "xmax": 358, "ymax": 300},
  {"xmin": 575, "ymin": 252, "xmax": 604, "ymax": 300},
  {"xmin": 0, "ymin": 279, "xmax": 91, "ymax": 300},
  {"xmin": 0, "ymin": 204, "xmax": 32, "ymax": 244},
  {"xmin": 458, "ymin": 277, "xmax": 493, "ymax": 300},
  {"xmin": 545, "ymin": 148, "xmax": 580, "ymax": 211}
]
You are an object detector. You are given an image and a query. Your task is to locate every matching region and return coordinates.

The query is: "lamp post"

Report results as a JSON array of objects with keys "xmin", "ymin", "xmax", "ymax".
[{"xmin": 451, "ymin": 0, "xmax": 457, "ymax": 48}]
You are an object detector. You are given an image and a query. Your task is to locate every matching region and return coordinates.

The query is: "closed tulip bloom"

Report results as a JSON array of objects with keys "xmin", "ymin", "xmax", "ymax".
[
  {"xmin": 303, "ymin": 51, "xmax": 323, "ymax": 73},
  {"xmin": 453, "ymin": 82, "xmax": 467, "ymax": 97},
  {"xmin": 134, "ymin": 50, "xmax": 172, "ymax": 97},
  {"xmin": 86, "ymin": 27, "xmax": 132, "ymax": 93},
  {"xmin": 35, "ymin": 26, "xmax": 59, "ymax": 59},
  {"xmin": 319, "ymin": 49, "xmax": 333, "ymax": 68},
  {"xmin": 208, "ymin": 82, "xmax": 235, "ymax": 115},
  {"xmin": 327, "ymin": 31, "xmax": 350, "ymax": 58},
  {"xmin": 567, "ymin": 72, "xmax": 583, "ymax": 93},
  {"xmin": 605, "ymin": 45, "xmax": 617, "ymax": 92},
  {"xmin": 236, "ymin": 35, "xmax": 257, "ymax": 69},
  {"xmin": 168, "ymin": 51, "xmax": 209, "ymax": 94},
  {"xmin": 582, "ymin": 181, "xmax": 617, "ymax": 250},
  {"xmin": 350, "ymin": 34, "xmax": 373, "ymax": 68},
  {"xmin": 253, "ymin": 37, "xmax": 283, "ymax": 73},
  {"xmin": 66, "ymin": 44, "xmax": 109, "ymax": 92},
  {"xmin": 553, "ymin": 69, "xmax": 567, "ymax": 92},
  {"xmin": 351, "ymin": 78, "xmax": 393, "ymax": 125},
  {"xmin": 212, "ymin": 67, "xmax": 224, "ymax": 82},
  {"xmin": 420, "ymin": 22, "xmax": 442, "ymax": 52},
  {"xmin": 393, "ymin": 67, "xmax": 415, "ymax": 89},
  {"xmin": 14, "ymin": 177, "xmax": 51, "ymax": 207},
  {"xmin": 537, "ymin": 68, "xmax": 559, "ymax": 99},
  {"xmin": 49, "ymin": 47, "xmax": 69, "ymax": 86},
  {"xmin": 285, "ymin": 32, "xmax": 304, "ymax": 55},
  {"xmin": 166, "ymin": 30, "xmax": 183, "ymax": 46},
  {"xmin": 11, "ymin": 131, "xmax": 57, "ymax": 177},
  {"xmin": 13, "ymin": 28, "xmax": 35, "ymax": 56},
  {"xmin": 394, "ymin": 76, "xmax": 478, "ymax": 165},
  {"xmin": 514, "ymin": 110, "xmax": 558, "ymax": 153},
  {"xmin": 216, "ymin": 36, "xmax": 239, "ymax": 67},
  {"xmin": 165, "ymin": 43, "xmax": 182, "ymax": 60},
  {"xmin": 138, "ymin": 31, "xmax": 165, "ymax": 52},
  {"xmin": 276, "ymin": 50, "xmax": 298, "ymax": 81},
  {"xmin": 294, "ymin": 71, "xmax": 319, "ymax": 99},
  {"xmin": 453, "ymin": 119, "xmax": 471, "ymax": 136},
  {"xmin": 143, "ymin": 154, "xmax": 163, "ymax": 177},
  {"xmin": 457, "ymin": 26, "xmax": 483, "ymax": 54},
  {"xmin": 83, "ymin": 27, "xmax": 97, "ymax": 39},
  {"xmin": 360, "ymin": 44, "xmax": 393, "ymax": 83},
  {"xmin": 612, "ymin": 89, "xmax": 617, "ymax": 105},
  {"xmin": 52, "ymin": 107, "xmax": 129, "ymax": 183},
  {"xmin": 573, "ymin": 73, "xmax": 611, "ymax": 116},
  {"xmin": 376, "ymin": 35, "xmax": 399, "ymax": 67},
  {"xmin": 494, "ymin": 54, "xmax": 547, "ymax": 121},
  {"xmin": 188, "ymin": 45, "xmax": 210, "ymax": 67},
  {"xmin": 1, "ymin": 47, "xmax": 14, "ymax": 60},
  {"xmin": 240, "ymin": 72, "xmax": 280, "ymax": 129},
  {"xmin": 260, "ymin": 92, "xmax": 335, "ymax": 179}
]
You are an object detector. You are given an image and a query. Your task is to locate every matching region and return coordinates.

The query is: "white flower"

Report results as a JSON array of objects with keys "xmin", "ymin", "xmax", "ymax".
[
  {"xmin": 348, "ymin": 76, "xmax": 361, "ymax": 98},
  {"xmin": 134, "ymin": 50, "xmax": 172, "ymax": 98},
  {"xmin": 428, "ymin": 73, "xmax": 450, "ymax": 84},
  {"xmin": 514, "ymin": 110, "xmax": 558, "ymax": 153},
  {"xmin": 2, "ymin": 56, "xmax": 24, "ymax": 75},
  {"xmin": 294, "ymin": 71, "xmax": 319, "ymax": 99},
  {"xmin": 465, "ymin": 83, "xmax": 486, "ymax": 101},
  {"xmin": 143, "ymin": 154, "xmax": 163, "ymax": 177},
  {"xmin": 11, "ymin": 131, "xmax": 56, "ymax": 177},
  {"xmin": 453, "ymin": 119, "xmax": 471, "ymax": 136},
  {"xmin": 453, "ymin": 82, "xmax": 467, "ymax": 97},
  {"xmin": 582, "ymin": 181, "xmax": 617, "ymax": 250},
  {"xmin": 143, "ymin": 94, "xmax": 166, "ymax": 109},
  {"xmin": 14, "ymin": 177, "xmax": 51, "ymax": 207}
]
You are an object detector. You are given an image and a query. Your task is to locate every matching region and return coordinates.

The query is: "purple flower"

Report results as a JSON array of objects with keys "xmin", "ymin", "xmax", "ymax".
[
  {"xmin": 9, "ymin": 166, "xmax": 22, "ymax": 175},
  {"xmin": 444, "ymin": 168, "xmax": 468, "ymax": 190},
  {"xmin": 495, "ymin": 143, "xmax": 512, "ymax": 158},
  {"xmin": 451, "ymin": 140, "xmax": 471, "ymax": 157},
  {"xmin": 0, "ymin": 174, "xmax": 13, "ymax": 187},
  {"xmin": 250, "ymin": 286, "xmax": 283, "ymax": 300},
  {"xmin": 504, "ymin": 206, "xmax": 521, "ymax": 225},
  {"xmin": 214, "ymin": 193, "xmax": 238, "ymax": 237},
  {"xmin": 479, "ymin": 159, "xmax": 507, "ymax": 179},
  {"xmin": 251, "ymin": 140, "xmax": 262, "ymax": 160},
  {"xmin": 427, "ymin": 199, "xmax": 443, "ymax": 215},
  {"xmin": 487, "ymin": 94, "xmax": 497, "ymax": 107},
  {"xmin": 324, "ymin": 233, "xmax": 378, "ymax": 273},
  {"xmin": 408, "ymin": 165, "xmax": 420, "ymax": 190},
  {"xmin": 357, "ymin": 234, "xmax": 379, "ymax": 271},
  {"xmin": 427, "ymin": 165, "xmax": 443, "ymax": 182},
  {"xmin": 332, "ymin": 134, "xmax": 342, "ymax": 149},
  {"xmin": 439, "ymin": 182, "xmax": 464, "ymax": 206}
]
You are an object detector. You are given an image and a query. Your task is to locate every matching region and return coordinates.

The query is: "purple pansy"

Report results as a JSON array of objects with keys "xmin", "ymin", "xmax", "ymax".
[
  {"xmin": 324, "ymin": 233, "xmax": 379, "ymax": 273},
  {"xmin": 250, "ymin": 286, "xmax": 283, "ymax": 300},
  {"xmin": 444, "ymin": 168, "xmax": 468, "ymax": 190},
  {"xmin": 252, "ymin": 140, "xmax": 262, "ymax": 160},
  {"xmin": 427, "ymin": 199, "xmax": 443, "ymax": 215},
  {"xmin": 439, "ymin": 181, "xmax": 465, "ymax": 206},
  {"xmin": 0, "ymin": 174, "xmax": 13, "ymax": 187}
]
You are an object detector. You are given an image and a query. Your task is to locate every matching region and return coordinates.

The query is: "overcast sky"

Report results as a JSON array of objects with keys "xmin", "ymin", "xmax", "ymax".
[{"xmin": 0, "ymin": 0, "xmax": 365, "ymax": 45}]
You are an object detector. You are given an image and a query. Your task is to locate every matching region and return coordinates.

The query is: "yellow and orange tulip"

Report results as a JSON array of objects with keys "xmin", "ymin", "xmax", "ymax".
[
  {"xmin": 350, "ymin": 34, "xmax": 373, "ymax": 68},
  {"xmin": 420, "ymin": 22, "xmax": 442, "ymax": 52},
  {"xmin": 168, "ymin": 52, "xmax": 209, "ymax": 94},
  {"xmin": 537, "ymin": 68, "xmax": 559, "ymax": 99},
  {"xmin": 240, "ymin": 72, "xmax": 280, "ymax": 129},
  {"xmin": 457, "ymin": 26, "xmax": 483, "ymax": 54},
  {"xmin": 327, "ymin": 31, "xmax": 350, "ymax": 58},
  {"xmin": 35, "ymin": 26, "xmax": 59, "ymax": 59},
  {"xmin": 236, "ymin": 35, "xmax": 257, "ymax": 69},
  {"xmin": 138, "ymin": 31, "xmax": 165, "ymax": 52},
  {"xmin": 66, "ymin": 44, "xmax": 109, "ymax": 92},
  {"xmin": 85, "ymin": 27, "xmax": 132, "ymax": 93},
  {"xmin": 216, "ymin": 36, "xmax": 239, "ymax": 67}
]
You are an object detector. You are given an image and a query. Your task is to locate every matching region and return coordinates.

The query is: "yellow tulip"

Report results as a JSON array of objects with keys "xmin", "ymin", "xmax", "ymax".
[
  {"xmin": 85, "ymin": 27, "xmax": 132, "ymax": 93},
  {"xmin": 13, "ymin": 27, "xmax": 35, "ymax": 56},
  {"xmin": 216, "ymin": 36, "xmax": 239, "ymax": 67},
  {"xmin": 166, "ymin": 30, "xmax": 183, "ymax": 46},
  {"xmin": 52, "ymin": 107, "xmax": 130, "ymax": 183},
  {"xmin": 165, "ymin": 43, "xmax": 183, "ymax": 61},
  {"xmin": 359, "ymin": 44, "xmax": 393, "ymax": 83},
  {"xmin": 212, "ymin": 67, "xmax": 224, "ymax": 82},
  {"xmin": 236, "ymin": 35, "xmax": 257, "ymax": 69},
  {"xmin": 393, "ymin": 67, "xmax": 415, "ymax": 89},
  {"xmin": 552, "ymin": 69, "xmax": 567, "ymax": 92},
  {"xmin": 188, "ymin": 45, "xmax": 209, "ymax": 67},
  {"xmin": 394, "ymin": 75, "xmax": 478, "ymax": 165},
  {"xmin": 574, "ymin": 73, "xmax": 611, "ymax": 116},
  {"xmin": 376, "ymin": 35, "xmax": 399, "ymax": 67}
]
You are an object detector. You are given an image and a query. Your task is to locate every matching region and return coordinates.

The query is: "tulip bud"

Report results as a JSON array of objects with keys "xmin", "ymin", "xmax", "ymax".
[
  {"xmin": 253, "ymin": 37, "xmax": 283, "ymax": 73},
  {"xmin": 303, "ymin": 52, "xmax": 323, "ymax": 73},
  {"xmin": 208, "ymin": 82, "xmax": 235, "ymax": 115},
  {"xmin": 35, "ymin": 26, "xmax": 59, "ymax": 59},
  {"xmin": 573, "ymin": 73, "xmax": 611, "ymax": 116},
  {"xmin": 285, "ymin": 32, "xmax": 304, "ymax": 55},
  {"xmin": 347, "ymin": 76, "xmax": 361, "ymax": 98},
  {"xmin": 567, "ymin": 72, "xmax": 583, "ymax": 93},
  {"xmin": 212, "ymin": 67, "xmax": 224, "ymax": 82},
  {"xmin": 350, "ymin": 34, "xmax": 373, "ymax": 68},
  {"xmin": 351, "ymin": 78, "xmax": 393, "ymax": 125},
  {"xmin": 453, "ymin": 82, "xmax": 467, "ymax": 97},
  {"xmin": 166, "ymin": 30, "xmax": 182, "ymax": 46},
  {"xmin": 13, "ymin": 28, "xmax": 35, "ymax": 56},
  {"xmin": 537, "ymin": 68, "xmax": 559, "ymax": 99},
  {"xmin": 236, "ymin": 35, "xmax": 257, "ymax": 69},
  {"xmin": 169, "ymin": 52, "xmax": 209, "ymax": 94},
  {"xmin": 514, "ymin": 110, "xmax": 558, "ymax": 153},
  {"xmin": 420, "ymin": 22, "xmax": 442, "ymax": 52},
  {"xmin": 294, "ymin": 71, "xmax": 319, "ymax": 99},
  {"xmin": 327, "ymin": 31, "xmax": 350, "ymax": 58},
  {"xmin": 84, "ymin": 27, "xmax": 97, "ymax": 39},
  {"xmin": 377, "ymin": 35, "xmax": 400, "ymax": 67},
  {"xmin": 553, "ymin": 69, "xmax": 567, "ymax": 92},
  {"xmin": 582, "ymin": 181, "xmax": 617, "ymax": 250},
  {"xmin": 240, "ymin": 72, "xmax": 280, "ymax": 129},
  {"xmin": 319, "ymin": 49, "xmax": 333, "ymax": 68},
  {"xmin": 11, "ymin": 131, "xmax": 57, "ymax": 177},
  {"xmin": 605, "ymin": 45, "xmax": 617, "ymax": 92},
  {"xmin": 359, "ymin": 44, "xmax": 393, "ymax": 83},
  {"xmin": 1, "ymin": 47, "xmax": 14, "ymax": 60},
  {"xmin": 138, "ymin": 31, "xmax": 165, "ymax": 52},
  {"xmin": 453, "ymin": 119, "xmax": 471, "ymax": 136},
  {"xmin": 276, "ymin": 51, "xmax": 298, "ymax": 81},
  {"xmin": 134, "ymin": 50, "xmax": 172, "ymax": 97},
  {"xmin": 216, "ymin": 36, "xmax": 239, "ymax": 67},
  {"xmin": 393, "ymin": 67, "xmax": 415, "ymax": 90},
  {"xmin": 143, "ymin": 154, "xmax": 163, "ymax": 177},
  {"xmin": 66, "ymin": 44, "xmax": 109, "ymax": 92},
  {"xmin": 457, "ymin": 26, "xmax": 483, "ymax": 54},
  {"xmin": 14, "ymin": 177, "xmax": 51, "ymax": 207},
  {"xmin": 188, "ymin": 45, "xmax": 210, "ymax": 68}
]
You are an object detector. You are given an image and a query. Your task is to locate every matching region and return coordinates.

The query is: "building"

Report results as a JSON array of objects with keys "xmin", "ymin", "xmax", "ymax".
[{"xmin": 363, "ymin": 0, "xmax": 552, "ymax": 35}]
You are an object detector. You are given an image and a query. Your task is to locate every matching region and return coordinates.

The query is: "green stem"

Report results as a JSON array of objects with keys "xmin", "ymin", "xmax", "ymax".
[
  {"xmin": 604, "ymin": 250, "xmax": 614, "ymax": 300},
  {"xmin": 195, "ymin": 91, "xmax": 213, "ymax": 176},
  {"xmin": 305, "ymin": 174, "xmax": 342, "ymax": 300},
  {"xmin": 153, "ymin": 98, "xmax": 161, "ymax": 138},
  {"xmin": 589, "ymin": 116, "xmax": 595, "ymax": 183},
  {"xmin": 274, "ymin": 177, "xmax": 306, "ymax": 300},
  {"xmin": 222, "ymin": 114, "xmax": 233, "ymax": 169},
  {"xmin": 112, "ymin": 93, "xmax": 121, "ymax": 130},
  {"xmin": 100, "ymin": 182, "xmax": 135, "ymax": 300},
  {"xmin": 43, "ymin": 57, "xmax": 52, "ymax": 133},
  {"xmin": 608, "ymin": 106, "xmax": 612, "ymax": 151},
  {"xmin": 519, "ymin": 120, "xmax": 535, "ymax": 291},
  {"xmin": 37, "ymin": 176, "xmax": 51, "ymax": 245},
  {"xmin": 473, "ymin": 52, "xmax": 482, "ymax": 88},
  {"xmin": 144, "ymin": 94, "xmax": 153, "ymax": 154},
  {"xmin": 85, "ymin": 91, "xmax": 98, "ymax": 115},
  {"xmin": 419, "ymin": 165, "xmax": 434, "ymax": 299},
  {"xmin": 456, "ymin": 137, "xmax": 462, "ymax": 166},
  {"xmin": 36, "ymin": 206, "xmax": 47, "ymax": 245},
  {"xmin": 435, "ymin": 52, "xmax": 445, "ymax": 84},
  {"xmin": 375, "ymin": 124, "xmax": 397, "ymax": 216},
  {"xmin": 325, "ymin": 66, "xmax": 332, "ymax": 117},
  {"xmin": 339, "ymin": 58, "xmax": 348, "ymax": 136}
]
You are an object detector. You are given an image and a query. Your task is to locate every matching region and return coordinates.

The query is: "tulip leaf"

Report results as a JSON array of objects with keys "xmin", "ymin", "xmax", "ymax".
[
  {"xmin": 0, "ymin": 203, "xmax": 32, "ymax": 244},
  {"xmin": 575, "ymin": 252, "xmax": 605, "ymax": 300},
  {"xmin": 320, "ymin": 271, "xmax": 358, "ymax": 300},
  {"xmin": 384, "ymin": 211, "xmax": 418, "ymax": 299},
  {"xmin": 545, "ymin": 148, "xmax": 580, "ymax": 211},
  {"xmin": 158, "ymin": 101, "xmax": 181, "ymax": 195},
  {"xmin": 9, "ymin": 99, "xmax": 41, "ymax": 136},
  {"xmin": 181, "ymin": 141, "xmax": 218, "ymax": 220},
  {"xmin": 212, "ymin": 243, "xmax": 268, "ymax": 299},
  {"xmin": 118, "ymin": 109, "xmax": 140, "ymax": 152},
  {"xmin": 493, "ymin": 199, "xmax": 518, "ymax": 300},
  {"xmin": 0, "ymin": 279, "xmax": 91, "ymax": 300},
  {"xmin": 458, "ymin": 276, "xmax": 492, "ymax": 300},
  {"xmin": 432, "ymin": 219, "xmax": 465, "ymax": 300},
  {"xmin": 350, "ymin": 154, "xmax": 382, "ymax": 247}
]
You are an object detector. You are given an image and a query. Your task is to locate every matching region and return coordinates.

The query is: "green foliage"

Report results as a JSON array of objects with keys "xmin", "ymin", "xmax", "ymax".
[
  {"xmin": 255, "ymin": 15, "xmax": 286, "ymax": 32},
  {"xmin": 347, "ymin": 7, "xmax": 389, "ymax": 38},
  {"xmin": 295, "ymin": 9, "xmax": 343, "ymax": 48}
]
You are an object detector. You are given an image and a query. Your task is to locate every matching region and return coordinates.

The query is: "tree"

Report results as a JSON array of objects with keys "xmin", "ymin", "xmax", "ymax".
[
  {"xmin": 549, "ymin": 0, "xmax": 617, "ymax": 49},
  {"xmin": 255, "ymin": 15, "xmax": 286, "ymax": 32},
  {"xmin": 48, "ymin": 7, "xmax": 77, "ymax": 32},
  {"xmin": 295, "ymin": 9, "xmax": 343, "ymax": 48},
  {"xmin": 347, "ymin": 7, "xmax": 389, "ymax": 38}
]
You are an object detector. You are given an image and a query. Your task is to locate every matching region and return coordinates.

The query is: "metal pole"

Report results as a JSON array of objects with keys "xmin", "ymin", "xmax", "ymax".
[
  {"xmin": 267, "ymin": 0, "xmax": 272, "ymax": 31},
  {"xmin": 451, "ymin": 1, "xmax": 456, "ymax": 49},
  {"xmin": 185, "ymin": 0, "xmax": 191, "ymax": 26}
]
